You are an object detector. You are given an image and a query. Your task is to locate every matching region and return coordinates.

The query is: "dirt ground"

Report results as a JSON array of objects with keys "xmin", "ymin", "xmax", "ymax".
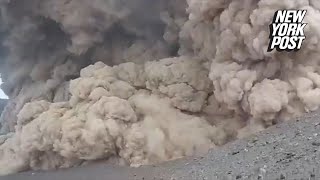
[{"xmin": 3, "ymin": 111, "xmax": 320, "ymax": 180}]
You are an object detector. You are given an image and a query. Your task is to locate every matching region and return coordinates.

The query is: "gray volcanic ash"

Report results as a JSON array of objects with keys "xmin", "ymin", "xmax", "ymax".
[{"xmin": 0, "ymin": 0, "xmax": 320, "ymax": 175}]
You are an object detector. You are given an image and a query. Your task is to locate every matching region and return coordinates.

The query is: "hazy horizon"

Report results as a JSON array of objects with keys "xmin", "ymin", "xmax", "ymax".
[{"xmin": 0, "ymin": 78, "xmax": 8, "ymax": 99}]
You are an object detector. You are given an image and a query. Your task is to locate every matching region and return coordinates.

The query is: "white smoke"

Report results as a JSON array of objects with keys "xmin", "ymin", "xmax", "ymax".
[{"xmin": 0, "ymin": 0, "xmax": 320, "ymax": 175}]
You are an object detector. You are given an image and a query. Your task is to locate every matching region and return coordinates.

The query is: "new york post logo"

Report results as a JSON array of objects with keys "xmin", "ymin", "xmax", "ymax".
[{"xmin": 267, "ymin": 10, "xmax": 307, "ymax": 52}]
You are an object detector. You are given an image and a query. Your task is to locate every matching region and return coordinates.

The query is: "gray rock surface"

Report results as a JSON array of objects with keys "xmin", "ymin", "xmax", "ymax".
[{"xmin": 3, "ymin": 111, "xmax": 320, "ymax": 180}]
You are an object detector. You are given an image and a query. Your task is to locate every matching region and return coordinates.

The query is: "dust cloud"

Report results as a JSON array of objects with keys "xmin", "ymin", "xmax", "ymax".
[{"xmin": 0, "ymin": 0, "xmax": 319, "ymax": 175}]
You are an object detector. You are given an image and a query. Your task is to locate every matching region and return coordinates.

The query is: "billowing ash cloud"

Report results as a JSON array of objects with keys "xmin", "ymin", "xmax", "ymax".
[
  {"xmin": 0, "ymin": 0, "xmax": 320, "ymax": 175},
  {"xmin": 0, "ymin": 0, "xmax": 186, "ymax": 133}
]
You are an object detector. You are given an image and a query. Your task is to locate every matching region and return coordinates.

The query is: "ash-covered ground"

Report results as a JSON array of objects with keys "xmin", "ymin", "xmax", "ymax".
[{"xmin": 1, "ymin": 0, "xmax": 320, "ymax": 176}]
